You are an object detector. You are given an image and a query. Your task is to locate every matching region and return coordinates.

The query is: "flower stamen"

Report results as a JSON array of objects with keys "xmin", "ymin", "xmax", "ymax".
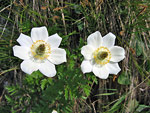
[
  {"xmin": 93, "ymin": 46, "xmax": 111, "ymax": 65},
  {"xmin": 97, "ymin": 51, "xmax": 108, "ymax": 60},
  {"xmin": 35, "ymin": 44, "xmax": 46, "ymax": 56},
  {"xmin": 31, "ymin": 40, "xmax": 51, "ymax": 60}
]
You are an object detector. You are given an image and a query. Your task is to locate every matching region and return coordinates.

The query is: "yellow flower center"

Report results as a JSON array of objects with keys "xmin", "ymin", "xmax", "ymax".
[
  {"xmin": 31, "ymin": 40, "xmax": 51, "ymax": 60},
  {"xmin": 36, "ymin": 44, "xmax": 46, "ymax": 55},
  {"xmin": 93, "ymin": 46, "xmax": 111, "ymax": 65}
]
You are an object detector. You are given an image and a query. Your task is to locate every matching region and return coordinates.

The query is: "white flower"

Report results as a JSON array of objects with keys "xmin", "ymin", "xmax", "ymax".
[
  {"xmin": 13, "ymin": 26, "xmax": 66, "ymax": 77},
  {"xmin": 52, "ymin": 110, "xmax": 57, "ymax": 113},
  {"xmin": 81, "ymin": 31, "xmax": 125, "ymax": 79}
]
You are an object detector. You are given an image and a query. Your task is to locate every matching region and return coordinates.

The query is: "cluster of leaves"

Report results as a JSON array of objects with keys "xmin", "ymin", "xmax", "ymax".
[
  {"xmin": 3, "ymin": 47, "xmax": 98, "ymax": 113},
  {"xmin": 106, "ymin": 0, "xmax": 150, "ymax": 113}
]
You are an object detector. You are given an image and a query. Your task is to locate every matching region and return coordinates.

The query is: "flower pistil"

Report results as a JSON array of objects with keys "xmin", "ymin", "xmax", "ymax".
[
  {"xmin": 93, "ymin": 46, "xmax": 111, "ymax": 65},
  {"xmin": 31, "ymin": 40, "xmax": 51, "ymax": 60}
]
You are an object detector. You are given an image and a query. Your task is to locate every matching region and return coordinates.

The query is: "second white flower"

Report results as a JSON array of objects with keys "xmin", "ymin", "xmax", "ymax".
[{"xmin": 81, "ymin": 31, "xmax": 125, "ymax": 79}]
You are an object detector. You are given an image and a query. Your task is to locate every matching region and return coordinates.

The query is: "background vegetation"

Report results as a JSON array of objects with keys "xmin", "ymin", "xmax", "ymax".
[{"xmin": 0, "ymin": 0, "xmax": 150, "ymax": 113}]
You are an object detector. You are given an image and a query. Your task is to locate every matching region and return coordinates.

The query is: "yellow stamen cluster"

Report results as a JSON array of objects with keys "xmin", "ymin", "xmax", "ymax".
[
  {"xmin": 31, "ymin": 40, "xmax": 51, "ymax": 60},
  {"xmin": 93, "ymin": 46, "xmax": 111, "ymax": 65}
]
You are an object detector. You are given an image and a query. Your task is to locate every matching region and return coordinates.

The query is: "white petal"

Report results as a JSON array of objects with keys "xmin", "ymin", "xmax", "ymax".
[
  {"xmin": 93, "ymin": 65, "xmax": 109, "ymax": 79},
  {"xmin": 110, "ymin": 46, "xmax": 125, "ymax": 62},
  {"xmin": 39, "ymin": 60, "xmax": 56, "ymax": 77},
  {"xmin": 102, "ymin": 32, "xmax": 116, "ymax": 48},
  {"xmin": 87, "ymin": 31, "xmax": 102, "ymax": 49},
  {"xmin": 13, "ymin": 45, "xmax": 30, "ymax": 60},
  {"xmin": 47, "ymin": 33, "xmax": 62, "ymax": 48},
  {"xmin": 21, "ymin": 59, "xmax": 39, "ymax": 75},
  {"xmin": 48, "ymin": 48, "xmax": 66, "ymax": 65},
  {"xmin": 52, "ymin": 110, "xmax": 57, "ymax": 113},
  {"xmin": 110, "ymin": 46, "xmax": 125, "ymax": 55},
  {"xmin": 106, "ymin": 62, "xmax": 121, "ymax": 75},
  {"xmin": 81, "ymin": 45, "xmax": 94, "ymax": 60},
  {"xmin": 17, "ymin": 33, "xmax": 33, "ymax": 47},
  {"xmin": 81, "ymin": 60, "xmax": 92, "ymax": 73},
  {"xmin": 31, "ymin": 26, "xmax": 48, "ymax": 42}
]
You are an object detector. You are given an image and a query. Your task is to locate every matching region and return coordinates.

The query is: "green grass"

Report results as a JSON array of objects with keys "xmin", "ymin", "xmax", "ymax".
[{"xmin": 0, "ymin": 0, "xmax": 150, "ymax": 113}]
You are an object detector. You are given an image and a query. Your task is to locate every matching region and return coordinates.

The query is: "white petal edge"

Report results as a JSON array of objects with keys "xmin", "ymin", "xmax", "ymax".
[
  {"xmin": 106, "ymin": 62, "xmax": 121, "ymax": 75},
  {"xmin": 81, "ymin": 60, "xmax": 92, "ymax": 74},
  {"xmin": 81, "ymin": 45, "xmax": 94, "ymax": 60},
  {"xmin": 31, "ymin": 26, "xmax": 48, "ymax": 42},
  {"xmin": 48, "ymin": 48, "xmax": 66, "ymax": 65},
  {"xmin": 93, "ymin": 65, "xmax": 109, "ymax": 79},
  {"xmin": 87, "ymin": 31, "xmax": 102, "ymax": 49},
  {"xmin": 47, "ymin": 33, "xmax": 62, "ymax": 48},
  {"xmin": 17, "ymin": 33, "xmax": 33, "ymax": 47},
  {"xmin": 13, "ymin": 45, "xmax": 30, "ymax": 60},
  {"xmin": 110, "ymin": 46, "xmax": 125, "ymax": 62},
  {"xmin": 39, "ymin": 60, "xmax": 56, "ymax": 77},
  {"xmin": 52, "ymin": 110, "xmax": 57, "ymax": 113},
  {"xmin": 21, "ymin": 59, "xmax": 40, "ymax": 75},
  {"xmin": 102, "ymin": 32, "xmax": 116, "ymax": 48}
]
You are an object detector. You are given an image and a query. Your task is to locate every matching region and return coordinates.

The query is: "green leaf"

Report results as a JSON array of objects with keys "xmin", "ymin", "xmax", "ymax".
[
  {"xmin": 82, "ymin": 85, "xmax": 91, "ymax": 97},
  {"xmin": 145, "ymin": 60, "xmax": 150, "ymax": 72},
  {"xmin": 109, "ymin": 94, "xmax": 126, "ymax": 112},
  {"xmin": 91, "ymin": 75, "xmax": 98, "ymax": 84},
  {"xmin": 77, "ymin": 22, "xmax": 84, "ymax": 31},
  {"xmin": 136, "ymin": 40, "xmax": 144, "ymax": 56},
  {"xmin": 136, "ymin": 105, "xmax": 150, "ymax": 112},
  {"xmin": 118, "ymin": 72, "xmax": 131, "ymax": 85},
  {"xmin": 69, "ymin": 90, "xmax": 73, "ymax": 100},
  {"xmin": 5, "ymin": 95, "xmax": 13, "ymax": 103},
  {"xmin": 41, "ymin": 79, "xmax": 47, "ymax": 90},
  {"xmin": 65, "ymin": 87, "xmax": 69, "ymax": 100},
  {"xmin": 96, "ymin": 92, "xmax": 116, "ymax": 96},
  {"xmin": 81, "ymin": 96, "xmax": 88, "ymax": 100},
  {"xmin": 106, "ymin": 89, "xmax": 117, "ymax": 91}
]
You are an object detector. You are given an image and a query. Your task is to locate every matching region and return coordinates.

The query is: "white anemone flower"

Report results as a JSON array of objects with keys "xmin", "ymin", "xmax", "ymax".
[
  {"xmin": 52, "ymin": 110, "xmax": 57, "ymax": 113},
  {"xmin": 13, "ymin": 26, "xmax": 66, "ymax": 77},
  {"xmin": 81, "ymin": 31, "xmax": 125, "ymax": 79}
]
